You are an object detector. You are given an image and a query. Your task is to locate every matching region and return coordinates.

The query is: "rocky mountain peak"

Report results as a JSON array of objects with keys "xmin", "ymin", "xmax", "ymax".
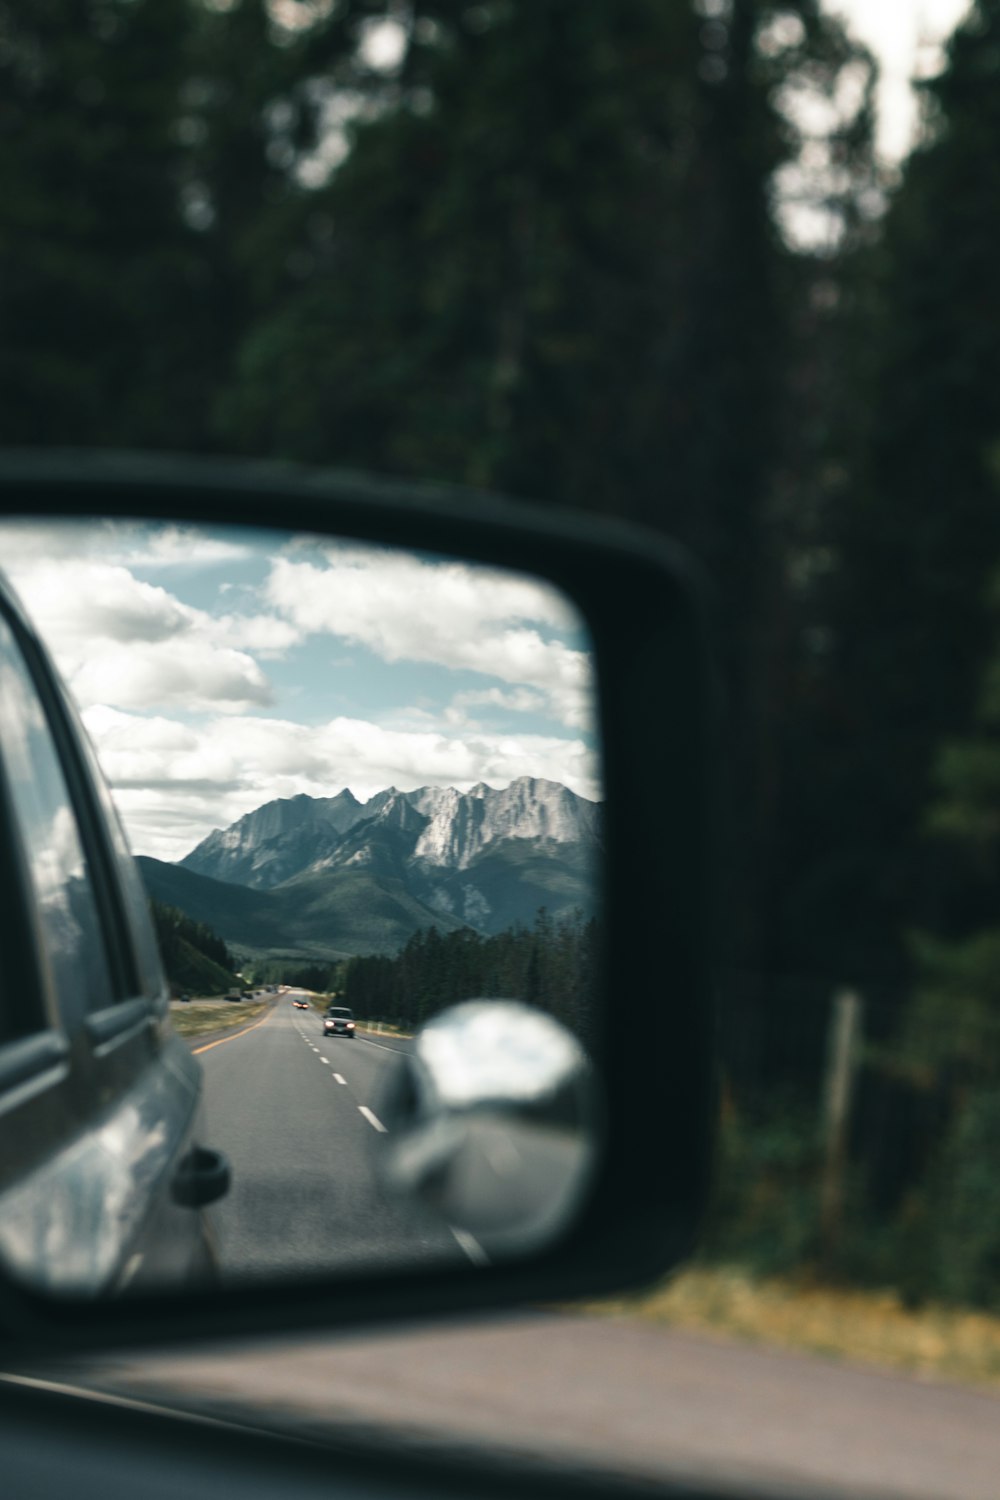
[{"xmin": 180, "ymin": 779, "xmax": 600, "ymax": 889}]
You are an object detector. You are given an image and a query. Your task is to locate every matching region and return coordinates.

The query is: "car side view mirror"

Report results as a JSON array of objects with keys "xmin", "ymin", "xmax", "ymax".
[
  {"xmin": 0, "ymin": 453, "xmax": 713, "ymax": 1356},
  {"xmin": 378, "ymin": 1001, "xmax": 601, "ymax": 1261}
]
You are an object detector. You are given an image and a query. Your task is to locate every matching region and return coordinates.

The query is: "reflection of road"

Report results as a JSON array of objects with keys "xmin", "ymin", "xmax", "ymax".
[
  {"xmin": 195, "ymin": 993, "xmax": 465, "ymax": 1280},
  {"xmin": 411, "ymin": 1114, "xmax": 583, "ymax": 1256}
]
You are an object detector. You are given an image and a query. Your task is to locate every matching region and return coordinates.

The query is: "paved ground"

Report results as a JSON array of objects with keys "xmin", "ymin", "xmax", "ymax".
[
  {"xmin": 193, "ymin": 993, "xmax": 464, "ymax": 1279},
  {"xmin": 33, "ymin": 1311, "xmax": 1000, "ymax": 1500}
]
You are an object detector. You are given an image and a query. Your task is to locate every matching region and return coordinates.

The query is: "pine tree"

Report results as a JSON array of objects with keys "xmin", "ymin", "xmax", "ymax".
[
  {"xmin": 818, "ymin": 0, "xmax": 1000, "ymax": 985},
  {"xmin": 0, "ymin": 0, "xmax": 216, "ymax": 446}
]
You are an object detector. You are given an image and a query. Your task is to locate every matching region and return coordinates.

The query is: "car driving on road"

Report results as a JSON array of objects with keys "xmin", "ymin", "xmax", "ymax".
[{"xmin": 323, "ymin": 1006, "xmax": 356, "ymax": 1038}]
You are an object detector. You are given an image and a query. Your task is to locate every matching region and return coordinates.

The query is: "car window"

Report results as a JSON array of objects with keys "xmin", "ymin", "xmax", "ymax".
[
  {"xmin": 0, "ymin": 608, "xmax": 113, "ymax": 1028},
  {"xmin": 69, "ymin": 705, "xmax": 166, "ymax": 1004}
]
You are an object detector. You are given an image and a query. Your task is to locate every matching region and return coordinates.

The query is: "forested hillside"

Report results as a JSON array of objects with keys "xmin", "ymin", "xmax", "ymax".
[
  {"xmin": 149, "ymin": 900, "xmax": 239, "ymax": 996},
  {"xmin": 343, "ymin": 908, "xmax": 599, "ymax": 1043}
]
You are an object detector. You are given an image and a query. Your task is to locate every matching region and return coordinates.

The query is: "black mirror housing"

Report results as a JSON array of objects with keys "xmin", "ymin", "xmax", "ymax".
[{"xmin": 0, "ymin": 452, "xmax": 715, "ymax": 1355}]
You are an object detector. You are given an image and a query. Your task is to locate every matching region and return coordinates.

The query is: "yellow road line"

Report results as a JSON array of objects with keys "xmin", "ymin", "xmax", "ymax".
[{"xmin": 192, "ymin": 1005, "xmax": 275, "ymax": 1055}]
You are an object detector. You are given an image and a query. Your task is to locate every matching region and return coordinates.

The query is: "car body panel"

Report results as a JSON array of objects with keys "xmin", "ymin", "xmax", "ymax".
[
  {"xmin": 0, "ymin": 1033, "xmax": 208, "ymax": 1294},
  {"xmin": 0, "ymin": 567, "xmax": 221, "ymax": 1298}
]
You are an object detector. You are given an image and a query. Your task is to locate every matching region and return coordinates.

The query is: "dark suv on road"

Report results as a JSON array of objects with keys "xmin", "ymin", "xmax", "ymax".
[
  {"xmin": 0, "ymin": 570, "xmax": 228, "ymax": 1297},
  {"xmin": 323, "ymin": 1006, "xmax": 356, "ymax": 1039}
]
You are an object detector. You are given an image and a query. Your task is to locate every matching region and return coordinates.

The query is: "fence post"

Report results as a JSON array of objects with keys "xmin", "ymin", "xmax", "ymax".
[{"xmin": 820, "ymin": 988, "xmax": 863, "ymax": 1264}]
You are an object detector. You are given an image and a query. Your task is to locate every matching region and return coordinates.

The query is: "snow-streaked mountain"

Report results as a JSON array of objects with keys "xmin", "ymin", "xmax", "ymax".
[
  {"xmin": 181, "ymin": 788, "xmax": 368, "ymax": 889},
  {"xmin": 411, "ymin": 777, "xmax": 600, "ymax": 868},
  {"xmin": 182, "ymin": 778, "xmax": 600, "ymax": 891},
  {"xmin": 167, "ymin": 777, "xmax": 601, "ymax": 951}
]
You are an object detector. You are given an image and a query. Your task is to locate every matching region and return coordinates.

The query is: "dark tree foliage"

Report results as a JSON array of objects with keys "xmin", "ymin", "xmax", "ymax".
[
  {"xmin": 343, "ymin": 908, "xmax": 601, "ymax": 1044},
  {"xmin": 803, "ymin": 0, "xmax": 1000, "ymax": 988},
  {"xmin": 0, "ymin": 0, "xmax": 217, "ymax": 446},
  {"xmin": 150, "ymin": 898, "xmax": 235, "ymax": 988},
  {"xmin": 213, "ymin": 0, "xmax": 875, "ymax": 989},
  {"xmin": 284, "ymin": 961, "xmax": 343, "ymax": 992},
  {"xmin": 0, "ymin": 0, "xmax": 350, "ymax": 449}
]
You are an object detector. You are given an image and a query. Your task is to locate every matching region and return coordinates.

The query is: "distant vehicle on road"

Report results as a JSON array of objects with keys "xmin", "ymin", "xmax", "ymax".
[
  {"xmin": 323, "ymin": 1006, "xmax": 356, "ymax": 1038},
  {"xmin": 225, "ymin": 992, "xmax": 242, "ymax": 1003},
  {"xmin": 292, "ymin": 999, "xmax": 309, "ymax": 1010}
]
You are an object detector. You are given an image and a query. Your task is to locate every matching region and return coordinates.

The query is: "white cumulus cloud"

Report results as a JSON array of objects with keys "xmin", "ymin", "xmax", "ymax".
[
  {"xmin": 83, "ymin": 707, "xmax": 600, "ymax": 862},
  {"xmin": 266, "ymin": 547, "xmax": 593, "ymax": 728},
  {"xmin": 72, "ymin": 640, "xmax": 272, "ymax": 714},
  {"xmin": 5, "ymin": 555, "xmax": 294, "ymax": 712},
  {"xmin": 1, "ymin": 522, "xmax": 602, "ymax": 861},
  {"xmin": 0, "ymin": 519, "xmax": 254, "ymax": 570}
]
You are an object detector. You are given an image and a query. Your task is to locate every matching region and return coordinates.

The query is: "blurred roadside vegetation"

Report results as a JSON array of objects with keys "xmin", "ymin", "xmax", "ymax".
[
  {"xmin": 169, "ymin": 996, "xmax": 270, "ymax": 1038},
  {"xmin": 588, "ymin": 1266, "xmax": 1000, "ymax": 1388},
  {"xmin": 8, "ymin": 0, "xmax": 1000, "ymax": 1318},
  {"xmin": 706, "ymin": 1060, "xmax": 1000, "ymax": 1311}
]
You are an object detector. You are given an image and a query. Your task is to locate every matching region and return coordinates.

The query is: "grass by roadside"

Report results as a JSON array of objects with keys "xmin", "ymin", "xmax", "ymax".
[
  {"xmin": 584, "ymin": 1264, "xmax": 1000, "ymax": 1389},
  {"xmin": 169, "ymin": 998, "xmax": 270, "ymax": 1039}
]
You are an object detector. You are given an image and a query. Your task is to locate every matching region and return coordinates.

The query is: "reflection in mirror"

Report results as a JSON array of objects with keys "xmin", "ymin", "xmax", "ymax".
[
  {"xmin": 0, "ymin": 518, "xmax": 603, "ymax": 1295},
  {"xmin": 379, "ymin": 1001, "xmax": 600, "ymax": 1259}
]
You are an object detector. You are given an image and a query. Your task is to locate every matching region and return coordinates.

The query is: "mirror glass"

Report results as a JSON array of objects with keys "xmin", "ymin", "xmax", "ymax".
[
  {"xmin": 0, "ymin": 517, "xmax": 603, "ymax": 1294},
  {"xmin": 380, "ymin": 1000, "xmax": 600, "ymax": 1261}
]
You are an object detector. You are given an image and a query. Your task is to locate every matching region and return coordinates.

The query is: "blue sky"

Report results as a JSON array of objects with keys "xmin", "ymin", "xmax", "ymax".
[{"xmin": 0, "ymin": 521, "xmax": 600, "ymax": 861}]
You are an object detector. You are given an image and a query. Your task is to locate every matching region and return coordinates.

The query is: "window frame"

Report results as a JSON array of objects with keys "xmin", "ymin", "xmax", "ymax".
[{"xmin": 0, "ymin": 582, "xmax": 153, "ymax": 1054}]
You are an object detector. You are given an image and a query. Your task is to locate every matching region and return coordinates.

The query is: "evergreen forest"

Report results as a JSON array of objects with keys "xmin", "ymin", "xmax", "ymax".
[
  {"xmin": 343, "ymin": 908, "xmax": 599, "ymax": 1041},
  {"xmin": 150, "ymin": 898, "xmax": 239, "ymax": 993}
]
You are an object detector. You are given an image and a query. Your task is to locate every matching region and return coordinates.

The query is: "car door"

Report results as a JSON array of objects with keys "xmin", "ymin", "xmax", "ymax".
[{"xmin": 0, "ymin": 575, "xmax": 221, "ymax": 1296}]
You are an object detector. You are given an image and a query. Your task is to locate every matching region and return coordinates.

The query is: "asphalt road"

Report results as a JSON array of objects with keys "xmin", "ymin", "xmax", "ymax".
[
  {"xmin": 194, "ymin": 994, "xmax": 467, "ymax": 1281},
  {"xmin": 23, "ymin": 1314, "xmax": 1000, "ymax": 1500}
]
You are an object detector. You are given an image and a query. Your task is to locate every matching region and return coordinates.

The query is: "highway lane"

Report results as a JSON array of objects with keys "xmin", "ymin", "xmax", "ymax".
[{"xmin": 194, "ymin": 993, "xmax": 468, "ymax": 1282}]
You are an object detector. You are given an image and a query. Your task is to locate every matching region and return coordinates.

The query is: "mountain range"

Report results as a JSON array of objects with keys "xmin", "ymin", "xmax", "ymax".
[{"xmin": 138, "ymin": 778, "xmax": 602, "ymax": 960}]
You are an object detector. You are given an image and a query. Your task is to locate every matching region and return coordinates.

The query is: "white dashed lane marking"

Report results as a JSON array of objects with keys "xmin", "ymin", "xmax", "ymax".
[
  {"xmin": 294, "ymin": 1017, "xmax": 377, "ymax": 1116},
  {"xmin": 359, "ymin": 1036, "xmax": 410, "ymax": 1055}
]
